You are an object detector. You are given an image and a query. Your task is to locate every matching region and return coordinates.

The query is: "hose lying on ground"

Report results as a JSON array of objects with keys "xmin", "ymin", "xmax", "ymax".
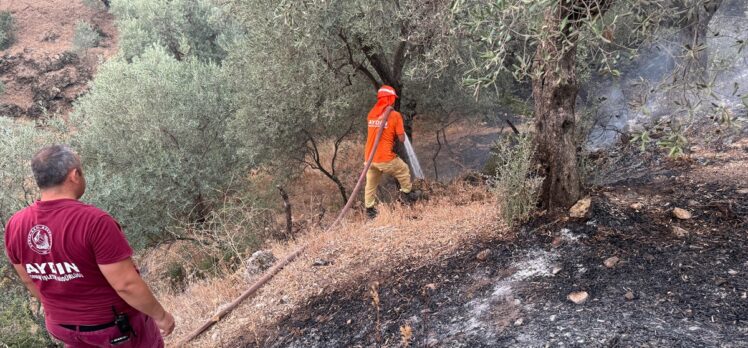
[{"xmin": 178, "ymin": 107, "xmax": 394, "ymax": 346}]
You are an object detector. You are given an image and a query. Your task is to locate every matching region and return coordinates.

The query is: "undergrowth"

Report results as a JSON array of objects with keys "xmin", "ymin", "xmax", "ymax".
[
  {"xmin": 72, "ymin": 21, "xmax": 102, "ymax": 53},
  {"xmin": 0, "ymin": 265, "xmax": 55, "ymax": 347},
  {"xmin": 0, "ymin": 11, "xmax": 15, "ymax": 50},
  {"xmin": 491, "ymin": 133, "xmax": 542, "ymax": 226}
]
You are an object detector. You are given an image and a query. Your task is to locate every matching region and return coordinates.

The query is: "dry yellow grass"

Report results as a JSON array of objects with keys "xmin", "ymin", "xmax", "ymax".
[
  {"xmin": 139, "ymin": 120, "xmax": 508, "ymax": 346},
  {"xmin": 155, "ymin": 183, "xmax": 503, "ymax": 347}
]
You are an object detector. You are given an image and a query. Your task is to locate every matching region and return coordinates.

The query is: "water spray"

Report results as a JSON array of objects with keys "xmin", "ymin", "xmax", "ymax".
[{"xmin": 403, "ymin": 134, "xmax": 425, "ymax": 180}]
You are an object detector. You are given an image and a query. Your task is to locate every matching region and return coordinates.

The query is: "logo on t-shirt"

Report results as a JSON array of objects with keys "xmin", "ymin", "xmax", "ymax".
[{"xmin": 27, "ymin": 225, "xmax": 52, "ymax": 255}]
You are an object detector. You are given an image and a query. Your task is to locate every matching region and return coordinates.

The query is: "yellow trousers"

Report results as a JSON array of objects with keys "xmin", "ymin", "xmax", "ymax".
[{"xmin": 365, "ymin": 157, "xmax": 412, "ymax": 208}]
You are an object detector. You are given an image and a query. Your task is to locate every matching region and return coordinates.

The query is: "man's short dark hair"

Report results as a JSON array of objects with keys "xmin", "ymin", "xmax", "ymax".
[{"xmin": 31, "ymin": 145, "xmax": 81, "ymax": 189}]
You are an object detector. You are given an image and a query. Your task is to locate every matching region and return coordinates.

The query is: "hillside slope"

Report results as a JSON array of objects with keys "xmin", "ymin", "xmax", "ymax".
[
  {"xmin": 164, "ymin": 130, "xmax": 748, "ymax": 347},
  {"xmin": 0, "ymin": 0, "xmax": 117, "ymax": 118},
  {"xmin": 258, "ymin": 136, "xmax": 748, "ymax": 347}
]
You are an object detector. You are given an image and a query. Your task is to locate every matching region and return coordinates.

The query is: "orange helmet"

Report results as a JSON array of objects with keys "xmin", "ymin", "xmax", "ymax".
[{"xmin": 377, "ymin": 85, "xmax": 398, "ymax": 99}]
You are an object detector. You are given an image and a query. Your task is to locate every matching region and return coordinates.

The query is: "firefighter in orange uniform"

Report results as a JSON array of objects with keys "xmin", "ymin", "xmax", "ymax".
[{"xmin": 364, "ymin": 85, "xmax": 419, "ymax": 218}]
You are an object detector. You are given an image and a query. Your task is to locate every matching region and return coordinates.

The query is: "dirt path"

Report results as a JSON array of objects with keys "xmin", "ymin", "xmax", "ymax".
[{"xmin": 257, "ymin": 136, "xmax": 748, "ymax": 347}]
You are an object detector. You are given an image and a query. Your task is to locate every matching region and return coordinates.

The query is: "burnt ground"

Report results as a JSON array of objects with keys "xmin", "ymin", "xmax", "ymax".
[{"xmin": 241, "ymin": 139, "xmax": 748, "ymax": 348}]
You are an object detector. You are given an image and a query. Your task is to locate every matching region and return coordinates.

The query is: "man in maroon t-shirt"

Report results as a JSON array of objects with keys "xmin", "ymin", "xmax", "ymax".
[{"xmin": 4, "ymin": 145, "xmax": 175, "ymax": 347}]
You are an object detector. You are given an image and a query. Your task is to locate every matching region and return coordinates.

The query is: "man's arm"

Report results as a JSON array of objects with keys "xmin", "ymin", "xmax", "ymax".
[
  {"xmin": 99, "ymin": 258, "xmax": 175, "ymax": 336},
  {"xmin": 12, "ymin": 264, "xmax": 42, "ymax": 299},
  {"xmin": 396, "ymin": 113, "xmax": 406, "ymax": 143}
]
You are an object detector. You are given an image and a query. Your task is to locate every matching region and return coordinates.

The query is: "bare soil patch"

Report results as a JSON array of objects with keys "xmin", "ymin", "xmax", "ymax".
[{"xmin": 0, "ymin": 0, "xmax": 117, "ymax": 117}]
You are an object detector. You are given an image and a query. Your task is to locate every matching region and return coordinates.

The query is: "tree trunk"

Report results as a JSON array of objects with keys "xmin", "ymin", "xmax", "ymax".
[
  {"xmin": 532, "ymin": 9, "xmax": 582, "ymax": 210},
  {"xmin": 679, "ymin": 0, "xmax": 723, "ymax": 81}
]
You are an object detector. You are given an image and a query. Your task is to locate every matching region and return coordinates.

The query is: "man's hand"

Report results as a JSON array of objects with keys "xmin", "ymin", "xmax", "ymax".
[
  {"xmin": 154, "ymin": 310, "xmax": 175, "ymax": 336},
  {"xmin": 99, "ymin": 258, "xmax": 174, "ymax": 337},
  {"xmin": 12, "ymin": 264, "xmax": 42, "ymax": 299}
]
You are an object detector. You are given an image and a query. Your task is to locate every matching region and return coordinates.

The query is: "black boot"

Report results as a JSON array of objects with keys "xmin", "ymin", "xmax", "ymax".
[
  {"xmin": 400, "ymin": 190, "xmax": 422, "ymax": 204},
  {"xmin": 366, "ymin": 207, "xmax": 378, "ymax": 219}
]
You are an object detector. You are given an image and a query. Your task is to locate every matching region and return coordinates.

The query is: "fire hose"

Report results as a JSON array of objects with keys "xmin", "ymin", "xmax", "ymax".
[{"xmin": 178, "ymin": 107, "xmax": 394, "ymax": 346}]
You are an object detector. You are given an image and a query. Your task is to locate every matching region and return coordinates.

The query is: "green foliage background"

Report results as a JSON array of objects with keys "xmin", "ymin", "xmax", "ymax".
[
  {"xmin": 111, "ymin": 0, "xmax": 242, "ymax": 62},
  {"xmin": 72, "ymin": 21, "xmax": 102, "ymax": 53},
  {"xmin": 0, "ymin": 118, "xmax": 69, "ymax": 347},
  {"xmin": 71, "ymin": 46, "xmax": 243, "ymax": 248}
]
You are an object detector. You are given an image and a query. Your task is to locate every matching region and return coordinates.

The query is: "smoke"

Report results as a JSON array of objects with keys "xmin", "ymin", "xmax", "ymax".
[{"xmin": 585, "ymin": 1, "xmax": 748, "ymax": 150}]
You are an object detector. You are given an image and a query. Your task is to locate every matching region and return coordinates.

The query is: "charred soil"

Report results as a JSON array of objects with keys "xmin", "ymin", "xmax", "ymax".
[{"xmin": 248, "ymin": 137, "xmax": 748, "ymax": 347}]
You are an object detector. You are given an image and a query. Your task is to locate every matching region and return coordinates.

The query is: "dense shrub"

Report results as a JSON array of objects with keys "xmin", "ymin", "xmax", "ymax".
[
  {"xmin": 0, "ymin": 118, "xmax": 70, "ymax": 226},
  {"xmin": 71, "ymin": 47, "xmax": 244, "ymax": 248},
  {"xmin": 0, "ymin": 11, "xmax": 15, "ymax": 50},
  {"xmin": 491, "ymin": 134, "xmax": 542, "ymax": 226},
  {"xmin": 72, "ymin": 21, "xmax": 102, "ymax": 53},
  {"xmin": 110, "ymin": 0, "xmax": 242, "ymax": 62}
]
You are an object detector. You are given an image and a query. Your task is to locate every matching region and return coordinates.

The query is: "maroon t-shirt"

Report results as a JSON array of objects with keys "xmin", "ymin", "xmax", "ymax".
[{"xmin": 4, "ymin": 199, "xmax": 136, "ymax": 325}]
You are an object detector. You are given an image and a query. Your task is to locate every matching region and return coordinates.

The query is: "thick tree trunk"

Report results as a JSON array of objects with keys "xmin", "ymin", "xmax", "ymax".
[{"xmin": 532, "ymin": 9, "xmax": 582, "ymax": 210}]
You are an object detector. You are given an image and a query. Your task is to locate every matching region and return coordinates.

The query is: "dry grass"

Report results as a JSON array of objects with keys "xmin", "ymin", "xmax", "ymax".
[
  {"xmin": 285, "ymin": 137, "xmax": 363, "ymax": 220},
  {"xmin": 156, "ymin": 183, "xmax": 503, "ymax": 347},
  {"xmin": 141, "ymin": 121, "xmax": 510, "ymax": 346}
]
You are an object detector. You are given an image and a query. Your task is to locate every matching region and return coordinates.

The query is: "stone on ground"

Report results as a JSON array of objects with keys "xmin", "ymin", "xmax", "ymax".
[
  {"xmin": 568, "ymin": 291, "xmax": 589, "ymax": 304},
  {"xmin": 672, "ymin": 207, "xmax": 692, "ymax": 220},
  {"xmin": 672, "ymin": 226, "xmax": 689, "ymax": 238},
  {"xmin": 603, "ymin": 256, "xmax": 620, "ymax": 268},
  {"xmin": 476, "ymin": 249, "xmax": 491, "ymax": 261},
  {"xmin": 624, "ymin": 291, "xmax": 635, "ymax": 301},
  {"xmin": 244, "ymin": 250, "xmax": 277, "ymax": 279},
  {"xmin": 570, "ymin": 197, "xmax": 592, "ymax": 218}
]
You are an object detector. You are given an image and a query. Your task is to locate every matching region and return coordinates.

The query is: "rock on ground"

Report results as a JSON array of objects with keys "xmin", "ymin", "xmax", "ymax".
[
  {"xmin": 569, "ymin": 197, "xmax": 592, "ymax": 218},
  {"xmin": 568, "ymin": 291, "xmax": 589, "ymax": 304},
  {"xmin": 672, "ymin": 207, "xmax": 692, "ymax": 220},
  {"xmin": 244, "ymin": 250, "xmax": 277, "ymax": 280}
]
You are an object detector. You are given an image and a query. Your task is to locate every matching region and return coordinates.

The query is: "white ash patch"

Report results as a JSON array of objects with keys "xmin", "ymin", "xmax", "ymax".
[
  {"xmin": 442, "ymin": 249, "xmax": 559, "ymax": 344},
  {"xmin": 508, "ymin": 249, "xmax": 558, "ymax": 281},
  {"xmin": 560, "ymin": 228, "xmax": 584, "ymax": 242}
]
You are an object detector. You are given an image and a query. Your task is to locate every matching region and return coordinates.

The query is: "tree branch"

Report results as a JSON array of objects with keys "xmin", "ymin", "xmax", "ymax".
[
  {"xmin": 339, "ymin": 32, "xmax": 380, "ymax": 89},
  {"xmin": 331, "ymin": 120, "xmax": 355, "ymax": 177},
  {"xmin": 359, "ymin": 36, "xmax": 396, "ymax": 86},
  {"xmin": 276, "ymin": 185, "xmax": 293, "ymax": 239}
]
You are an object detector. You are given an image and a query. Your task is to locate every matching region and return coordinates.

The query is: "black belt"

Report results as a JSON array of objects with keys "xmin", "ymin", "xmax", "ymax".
[{"xmin": 59, "ymin": 321, "xmax": 116, "ymax": 332}]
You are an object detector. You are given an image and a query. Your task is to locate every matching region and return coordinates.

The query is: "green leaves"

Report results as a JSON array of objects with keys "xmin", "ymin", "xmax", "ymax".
[
  {"xmin": 71, "ymin": 47, "xmax": 242, "ymax": 248},
  {"xmin": 491, "ymin": 133, "xmax": 542, "ymax": 226},
  {"xmin": 111, "ymin": 0, "xmax": 242, "ymax": 63},
  {"xmin": 631, "ymin": 130, "xmax": 651, "ymax": 152},
  {"xmin": 72, "ymin": 21, "xmax": 102, "ymax": 53},
  {"xmin": 657, "ymin": 131, "xmax": 687, "ymax": 158}
]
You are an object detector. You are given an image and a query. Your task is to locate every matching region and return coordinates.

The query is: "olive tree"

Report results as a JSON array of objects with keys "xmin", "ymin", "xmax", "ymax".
[
  {"xmin": 71, "ymin": 46, "xmax": 243, "ymax": 247},
  {"xmin": 111, "ymin": 0, "xmax": 242, "ymax": 62},
  {"xmin": 224, "ymin": 2, "xmax": 369, "ymax": 204},
  {"xmin": 230, "ymin": 0, "xmax": 458, "ymax": 111},
  {"xmin": 225, "ymin": 0, "xmax": 469, "ymax": 203},
  {"xmin": 456, "ymin": 0, "xmax": 730, "ymax": 209},
  {"xmin": 0, "ymin": 118, "xmax": 70, "ymax": 227}
]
